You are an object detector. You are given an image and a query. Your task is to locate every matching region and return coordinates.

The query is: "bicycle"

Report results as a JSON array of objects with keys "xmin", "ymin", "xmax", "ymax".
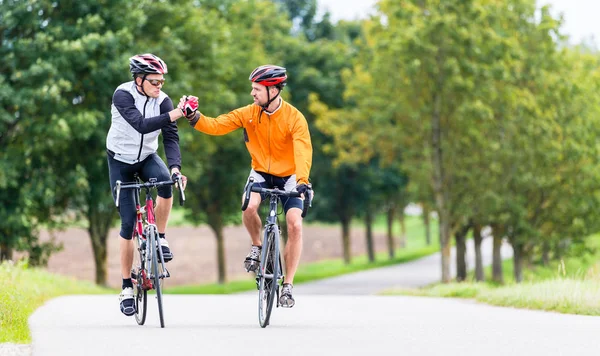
[
  {"xmin": 241, "ymin": 177, "xmax": 311, "ymax": 328},
  {"xmin": 114, "ymin": 173, "xmax": 186, "ymax": 328}
]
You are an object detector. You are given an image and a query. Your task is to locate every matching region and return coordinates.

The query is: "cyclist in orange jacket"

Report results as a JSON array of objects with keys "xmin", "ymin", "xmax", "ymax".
[{"xmin": 180, "ymin": 65, "xmax": 312, "ymax": 307}]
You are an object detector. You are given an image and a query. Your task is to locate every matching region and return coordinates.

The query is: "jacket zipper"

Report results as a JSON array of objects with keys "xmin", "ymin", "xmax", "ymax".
[
  {"xmin": 136, "ymin": 97, "xmax": 149, "ymax": 162},
  {"xmin": 267, "ymin": 113, "xmax": 271, "ymax": 173}
]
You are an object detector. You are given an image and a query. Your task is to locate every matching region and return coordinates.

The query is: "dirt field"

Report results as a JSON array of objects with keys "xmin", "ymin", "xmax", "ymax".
[{"xmin": 39, "ymin": 224, "xmax": 393, "ymax": 289}]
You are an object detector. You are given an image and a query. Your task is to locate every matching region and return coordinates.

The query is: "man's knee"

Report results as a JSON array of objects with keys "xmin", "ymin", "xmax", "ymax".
[
  {"xmin": 243, "ymin": 202, "xmax": 259, "ymax": 217},
  {"xmin": 286, "ymin": 212, "xmax": 303, "ymax": 238},
  {"xmin": 157, "ymin": 185, "xmax": 173, "ymax": 199},
  {"xmin": 119, "ymin": 207, "xmax": 136, "ymax": 239},
  {"xmin": 120, "ymin": 222, "xmax": 134, "ymax": 240},
  {"xmin": 242, "ymin": 194, "xmax": 261, "ymax": 216}
]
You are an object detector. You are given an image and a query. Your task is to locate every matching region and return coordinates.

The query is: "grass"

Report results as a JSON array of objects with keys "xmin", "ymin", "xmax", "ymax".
[
  {"xmin": 0, "ymin": 260, "xmax": 113, "ymax": 343},
  {"xmin": 384, "ymin": 233, "xmax": 600, "ymax": 316}
]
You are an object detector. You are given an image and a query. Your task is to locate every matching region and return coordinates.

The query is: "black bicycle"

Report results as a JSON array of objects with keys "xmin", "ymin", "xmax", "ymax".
[
  {"xmin": 114, "ymin": 173, "xmax": 185, "ymax": 328},
  {"xmin": 241, "ymin": 177, "xmax": 311, "ymax": 328}
]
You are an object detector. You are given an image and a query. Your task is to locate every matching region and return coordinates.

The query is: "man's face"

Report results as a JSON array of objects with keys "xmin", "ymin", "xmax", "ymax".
[
  {"xmin": 251, "ymin": 82, "xmax": 279, "ymax": 106},
  {"xmin": 251, "ymin": 82, "xmax": 268, "ymax": 106},
  {"xmin": 136, "ymin": 73, "xmax": 165, "ymax": 98}
]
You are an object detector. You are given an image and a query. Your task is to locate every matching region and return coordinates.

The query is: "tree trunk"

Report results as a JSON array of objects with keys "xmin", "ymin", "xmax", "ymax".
[
  {"xmin": 455, "ymin": 224, "xmax": 470, "ymax": 282},
  {"xmin": 431, "ymin": 86, "xmax": 451, "ymax": 283},
  {"xmin": 513, "ymin": 241, "xmax": 524, "ymax": 283},
  {"xmin": 88, "ymin": 208, "xmax": 113, "ymax": 286},
  {"xmin": 0, "ymin": 241, "xmax": 13, "ymax": 261},
  {"xmin": 386, "ymin": 205, "xmax": 395, "ymax": 259},
  {"xmin": 365, "ymin": 209, "xmax": 375, "ymax": 263},
  {"xmin": 473, "ymin": 224, "xmax": 484, "ymax": 282},
  {"xmin": 341, "ymin": 217, "xmax": 351, "ymax": 264},
  {"xmin": 491, "ymin": 224, "xmax": 504, "ymax": 284},
  {"xmin": 398, "ymin": 210, "xmax": 407, "ymax": 248},
  {"xmin": 215, "ymin": 226, "xmax": 226, "ymax": 284},
  {"xmin": 542, "ymin": 241, "xmax": 550, "ymax": 266},
  {"xmin": 439, "ymin": 214, "xmax": 451, "ymax": 283},
  {"xmin": 208, "ymin": 210, "xmax": 226, "ymax": 284},
  {"xmin": 423, "ymin": 205, "xmax": 431, "ymax": 246}
]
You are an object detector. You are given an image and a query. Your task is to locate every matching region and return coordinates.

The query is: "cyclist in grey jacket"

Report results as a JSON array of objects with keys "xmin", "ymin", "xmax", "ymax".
[{"xmin": 107, "ymin": 53, "xmax": 187, "ymax": 316}]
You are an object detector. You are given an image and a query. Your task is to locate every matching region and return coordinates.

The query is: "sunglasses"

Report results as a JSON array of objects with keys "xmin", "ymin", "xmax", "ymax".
[{"xmin": 146, "ymin": 78, "xmax": 165, "ymax": 87}]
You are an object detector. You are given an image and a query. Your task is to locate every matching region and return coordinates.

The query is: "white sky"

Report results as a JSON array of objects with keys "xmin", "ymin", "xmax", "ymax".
[{"xmin": 317, "ymin": 0, "xmax": 599, "ymax": 47}]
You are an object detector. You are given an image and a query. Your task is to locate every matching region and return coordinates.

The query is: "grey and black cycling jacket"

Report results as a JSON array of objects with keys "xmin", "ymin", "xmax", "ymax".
[{"xmin": 106, "ymin": 81, "xmax": 181, "ymax": 169}]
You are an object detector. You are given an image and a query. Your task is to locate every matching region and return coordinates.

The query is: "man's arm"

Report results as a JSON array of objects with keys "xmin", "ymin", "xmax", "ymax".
[
  {"xmin": 113, "ymin": 90, "xmax": 182, "ymax": 134},
  {"xmin": 160, "ymin": 97, "xmax": 182, "ymax": 170},
  {"xmin": 291, "ymin": 113, "xmax": 313, "ymax": 185},
  {"xmin": 188, "ymin": 105, "xmax": 252, "ymax": 135}
]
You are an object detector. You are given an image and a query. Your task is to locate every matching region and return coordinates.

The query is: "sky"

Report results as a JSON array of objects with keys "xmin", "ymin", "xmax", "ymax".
[{"xmin": 317, "ymin": 0, "xmax": 599, "ymax": 47}]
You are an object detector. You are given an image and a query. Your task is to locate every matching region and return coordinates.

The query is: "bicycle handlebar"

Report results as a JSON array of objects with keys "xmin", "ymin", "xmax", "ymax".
[
  {"xmin": 114, "ymin": 176, "xmax": 186, "ymax": 207},
  {"xmin": 241, "ymin": 177, "xmax": 312, "ymax": 218}
]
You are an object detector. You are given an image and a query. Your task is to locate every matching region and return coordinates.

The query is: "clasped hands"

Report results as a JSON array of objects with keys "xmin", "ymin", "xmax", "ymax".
[{"xmin": 178, "ymin": 95, "xmax": 200, "ymax": 124}]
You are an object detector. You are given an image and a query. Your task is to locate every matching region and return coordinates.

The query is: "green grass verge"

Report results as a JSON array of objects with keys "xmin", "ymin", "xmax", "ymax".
[
  {"xmin": 0, "ymin": 261, "xmax": 113, "ymax": 343},
  {"xmin": 384, "ymin": 233, "xmax": 600, "ymax": 316}
]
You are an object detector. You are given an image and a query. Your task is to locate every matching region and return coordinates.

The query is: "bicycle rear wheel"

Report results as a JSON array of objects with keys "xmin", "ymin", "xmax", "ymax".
[
  {"xmin": 133, "ymin": 234, "xmax": 147, "ymax": 325},
  {"xmin": 258, "ymin": 228, "xmax": 279, "ymax": 328},
  {"xmin": 149, "ymin": 227, "xmax": 165, "ymax": 328}
]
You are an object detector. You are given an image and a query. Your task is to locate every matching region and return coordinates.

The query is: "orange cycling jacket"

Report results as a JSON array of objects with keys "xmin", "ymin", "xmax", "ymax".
[{"xmin": 191, "ymin": 100, "xmax": 312, "ymax": 185}]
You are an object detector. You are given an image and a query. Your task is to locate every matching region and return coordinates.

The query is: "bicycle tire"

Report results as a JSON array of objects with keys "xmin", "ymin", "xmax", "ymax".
[
  {"xmin": 133, "ymin": 235, "xmax": 147, "ymax": 325},
  {"xmin": 149, "ymin": 227, "xmax": 165, "ymax": 328},
  {"xmin": 258, "ymin": 228, "xmax": 278, "ymax": 328}
]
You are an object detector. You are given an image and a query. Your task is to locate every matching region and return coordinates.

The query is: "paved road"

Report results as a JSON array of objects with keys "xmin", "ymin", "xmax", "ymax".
[
  {"xmin": 24, "ymin": 237, "xmax": 600, "ymax": 356},
  {"xmin": 297, "ymin": 237, "xmax": 513, "ymax": 294},
  {"xmin": 29, "ymin": 294, "xmax": 600, "ymax": 356}
]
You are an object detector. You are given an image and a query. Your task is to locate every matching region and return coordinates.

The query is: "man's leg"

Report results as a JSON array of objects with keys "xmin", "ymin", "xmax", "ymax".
[
  {"xmin": 243, "ymin": 192, "xmax": 263, "ymax": 246},
  {"xmin": 155, "ymin": 196, "xmax": 173, "ymax": 234},
  {"xmin": 120, "ymin": 236, "xmax": 134, "ymax": 280},
  {"xmin": 116, "ymin": 194, "xmax": 137, "ymax": 316},
  {"xmin": 283, "ymin": 208, "xmax": 303, "ymax": 285},
  {"xmin": 107, "ymin": 153, "xmax": 137, "ymax": 316},
  {"xmin": 243, "ymin": 192, "xmax": 263, "ymax": 272}
]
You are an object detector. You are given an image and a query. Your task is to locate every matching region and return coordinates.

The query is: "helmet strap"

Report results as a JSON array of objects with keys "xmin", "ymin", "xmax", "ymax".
[
  {"xmin": 135, "ymin": 73, "xmax": 149, "ymax": 97},
  {"xmin": 261, "ymin": 87, "xmax": 281, "ymax": 112}
]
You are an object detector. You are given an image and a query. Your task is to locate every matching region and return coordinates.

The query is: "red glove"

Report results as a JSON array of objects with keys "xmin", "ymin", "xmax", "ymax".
[{"xmin": 182, "ymin": 96, "xmax": 198, "ymax": 117}]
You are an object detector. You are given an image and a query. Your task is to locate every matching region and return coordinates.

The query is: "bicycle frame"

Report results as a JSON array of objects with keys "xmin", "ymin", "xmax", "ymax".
[
  {"xmin": 132, "ymin": 185, "xmax": 169, "ymax": 291},
  {"xmin": 241, "ymin": 177, "xmax": 312, "ymax": 327},
  {"xmin": 114, "ymin": 174, "xmax": 185, "ymax": 328},
  {"xmin": 257, "ymin": 193, "xmax": 283, "ymax": 288}
]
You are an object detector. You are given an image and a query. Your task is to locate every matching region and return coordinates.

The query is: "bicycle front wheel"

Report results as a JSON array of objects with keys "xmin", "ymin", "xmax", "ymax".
[
  {"xmin": 258, "ymin": 228, "xmax": 279, "ymax": 328},
  {"xmin": 149, "ymin": 227, "xmax": 165, "ymax": 328},
  {"xmin": 133, "ymin": 234, "xmax": 147, "ymax": 326}
]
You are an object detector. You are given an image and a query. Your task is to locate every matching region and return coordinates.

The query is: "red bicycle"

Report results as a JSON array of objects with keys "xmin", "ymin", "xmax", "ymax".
[{"xmin": 114, "ymin": 173, "xmax": 185, "ymax": 328}]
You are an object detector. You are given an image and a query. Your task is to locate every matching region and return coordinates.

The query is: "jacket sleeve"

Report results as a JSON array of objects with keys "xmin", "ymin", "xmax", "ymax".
[
  {"xmin": 160, "ymin": 97, "xmax": 181, "ymax": 170},
  {"xmin": 113, "ymin": 89, "xmax": 171, "ymax": 134},
  {"xmin": 290, "ymin": 113, "xmax": 313, "ymax": 185},
  {"xmin": 192, "ymin": 105, "xmax": 251, "ymax": 135}
]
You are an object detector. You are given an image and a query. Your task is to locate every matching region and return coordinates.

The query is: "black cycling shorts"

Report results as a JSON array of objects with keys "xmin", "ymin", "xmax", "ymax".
[
  {"xmin": 107, "ymin": 151, "xmax": 172, "ymax": 239},
  {"xmin": 246, "ymin": 169, "xmax": 303, "ymax": 214}
]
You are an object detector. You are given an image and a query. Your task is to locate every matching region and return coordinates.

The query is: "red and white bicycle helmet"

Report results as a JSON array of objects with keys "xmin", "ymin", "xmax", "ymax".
[
  {"xmin": 129, "ymin": 53, "xmax": 168, "ymax": 75},
  {"xmin": 249, "ymin": 65, "xmax": 287, "ymax": 87}
]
